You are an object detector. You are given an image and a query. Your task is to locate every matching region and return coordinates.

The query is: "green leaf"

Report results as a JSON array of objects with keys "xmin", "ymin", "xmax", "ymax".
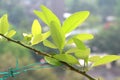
[
  {"xmin": 76, "ymin": 34, "xmax": 94, "ymax": 41},
  {"xmin": 44, "ymin": 56, "xmax": 61, "ymax": 66},
  {"xmin": 5, "ymin": 30, "xmax": 16, "ymax": 38},
  {"xmin": 73, "ymin": 38, "xmax": 86, "ymax": 50},
  {"xmin": 54, "ymin": 54, "xmax": 79, "ymax": 64},
  {"xmin": 66, "ymin": 48, "xmax": 90, "ymax": 62},
  {"xmin": 23, "ymin": 33, "xmax": 32, "ymax": 42},
  {"xmin": 67, "ymin": 34, "xmax": 94, "ymax": 44},
  {"xmin": 66, "ymin": 48, "xmax": 80, "ymax": 54},
  {"xmin": 31, "ymin": 31, "xmax": 50, "ymax": 45},
  {"xmin": 34, "ymin": 10, "xmax": 49, "ymax": 25},
  {"xmin": 40, "ymin": 5, "xmax": 61, "ymax": 26},
  {"xmin": 62, "ymin": 11, "xmax": 89, "ymax": 34},
  {"xmin": 50, "ymin": 21, "xmax": 65, "ymax": 51},
  {"xmin": 32, "ymin": 19, "xmax": 41, "ymax": 36},
  {"xmin": 93, "ymin": 55, "xmax": 120, "ymax": 67},
  {"xmin": 0, "ymin": 14, "xmax": 9, "ymax": 34},
  {"xmin": 31, "ymin": 34, "xmax": 42, "ymax": 45},
  {"xmin": 41, "ymin": 31, "xmax": 50, "ymax": 41},
  {"xmin": 89, "ymin": 56, "xmax": 101, "ymax": 63},
  {"xmin": 43, "ymin": 40, "xmax": 57, "ymax": 49},
  {"xmin": 75, "ymin": 48, "xmax": 90, "ymax": 60}
]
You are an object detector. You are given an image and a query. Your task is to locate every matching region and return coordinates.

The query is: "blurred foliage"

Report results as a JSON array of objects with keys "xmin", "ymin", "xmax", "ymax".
[
  {"xmin": 0, "ymin": 53, "xmax": 58, "ymax": 80},
  {"xmin": 89, "ymin": 26, "xmax": 120, "ymax": 54},
  {"xmin": 115, "ymin": 0, "xmax": 120, "ymax": 16},
  {"xmin": 0, "ymin": 52, "xmax": 33, "ymax": 70},
  {"xmin": 0, "ymin": 41, "xmax": 30, "ymax": 57},
  {"xmin": 65, "ymin": 70, "xmax": 85, "ymax": 80},
  {"xmin": 66, "ymin": 0, "xmax": 97, "ymax": 15},
  {"xmin": 115, "ymin": 0, "xmax": 120, "ymax": 24},
  {"xmin": 98, "ymin": 0, "xmax": 116, "ymax": 16}
]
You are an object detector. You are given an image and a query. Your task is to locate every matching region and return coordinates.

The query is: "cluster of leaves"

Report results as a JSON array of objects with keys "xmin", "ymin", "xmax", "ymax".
[
  {"xmin": 33, "ymin": 5, "xmax": 120, "ymax": 68},
  {"xmin": 0, "ymin": 14, "xmax": 16, "ymax": 39},
  {"xmin": 0, "ymin": 5, "xmax": 120, "ymax": 79}
]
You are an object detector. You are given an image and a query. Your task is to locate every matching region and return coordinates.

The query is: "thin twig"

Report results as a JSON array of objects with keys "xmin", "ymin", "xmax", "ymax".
[
  {"xmin": 0, "ymin": 33, "xmax": 96, "ymax": 80},
  {"xmin": 62, "ymin": 62, "xmax": 96, "ymax": 80},
  {"xmin": 0, "ymin": 33, "xmax": 50, "ymax": 57}
]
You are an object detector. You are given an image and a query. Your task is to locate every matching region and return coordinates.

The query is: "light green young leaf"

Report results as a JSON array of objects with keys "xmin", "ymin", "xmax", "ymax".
[
  {"xmin": 43, "ymin": 40, "xmax": 57, "ymax": 49},
  {"xmin": 89, "ymin": 56, "xmax": 101, "ymax": 63},
  {"xmin": 54, "ymin": 54, "xmax": 79, "ymax": 64},
  {"xmin": 44, "ymin": 56, "xmax": 61, "ymax": 66},
  {"xmin": 76, "ymin": 34, "xmax": 94, "ymax": 41},
  {"xmin": 93, "ymin": 55, "xmax": 120, "ymax": 67},
  {"xmin": 5, "ymin": 30, "xmax": 16, "ymax": 38},
  {"xmin": 41, "ymin": 31, "xmax": 50, "ymax": 41},
  {"xmin": 50, "ymin": 21, "xmax": 65, "ymax": 51},
  {"xmin": 23, "ymin": 33, "xmax": 32, "ymax": 42},
  {"xmin": 40, "ymin": 5, "xmax": 61, "ymax": 26},
  {"xmin": 32, "ymin": 19, "xmax": 41, "ymax": 36},
  {"xmin": 0, "ymin": 14, "xmax": 9, "ymax": 34},
  {"xmin": 62, "ymin": 11, "xmax": 89, "ymax": 34},
  {"xmin": 67, "ymin": 34, "xmax": 94, "ymax": 44},
  {"xmin": 31, "ymin": 34, "xmax": 42, "ymax": 45},
  {"xmin": 73, "ymin": 38, "xmax": 86, "ymax": 50},
  {"xmin": 33, "ymin": 10, "xmax": 49, "ymax": 25},
  {"xmin": 31, "ymin": 31, "xmax": 50, "ymax": 45},
  {"xmin": 75, "ymin": 48, "xmax": 90, "ymax": 60}
]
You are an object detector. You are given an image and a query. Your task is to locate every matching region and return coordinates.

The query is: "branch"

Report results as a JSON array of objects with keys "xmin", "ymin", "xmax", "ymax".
[
  {"xmin": 62, "ymin": 62, "xmax": 96, "ymax": 80},
  {"xmin": 0, "ymin": 33, "xmax": 50, "ymax": 57},
  {"xmin": 0, "ymin": 33, "xmax": 96, "ymax": 80}
]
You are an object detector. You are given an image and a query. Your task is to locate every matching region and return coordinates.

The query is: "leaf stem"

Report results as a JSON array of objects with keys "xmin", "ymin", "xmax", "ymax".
[{"xmin": 0, "ymin": 33, "xmax": 96, "ymax": 80}]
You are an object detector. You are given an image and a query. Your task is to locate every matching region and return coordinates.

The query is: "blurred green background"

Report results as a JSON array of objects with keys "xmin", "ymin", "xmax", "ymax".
[{"xmin": 0, "ymin": 0, "xmax": 120, "ymax": 80}]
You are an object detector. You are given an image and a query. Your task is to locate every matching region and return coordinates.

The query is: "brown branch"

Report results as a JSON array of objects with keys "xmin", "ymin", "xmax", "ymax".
[
  {"xmin": 0, "ymin": 33, "xmax": 50, "ymax": 57},
  {"xmin": 62, "ymin": 62, "xmax": 96, "ymax": 80},
  {"xmin": 0, "ymin": 33, "xmax": 96, "ymax": 80}
]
